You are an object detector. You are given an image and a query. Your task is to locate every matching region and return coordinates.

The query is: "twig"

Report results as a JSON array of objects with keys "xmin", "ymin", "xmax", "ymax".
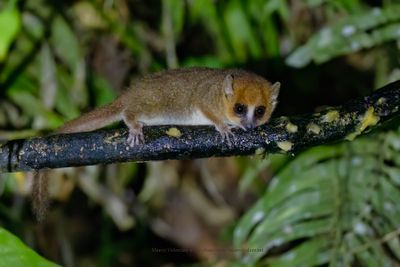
[{"xmin": 1, "ymin": 81, "xmax": 400, "ymax": 173}]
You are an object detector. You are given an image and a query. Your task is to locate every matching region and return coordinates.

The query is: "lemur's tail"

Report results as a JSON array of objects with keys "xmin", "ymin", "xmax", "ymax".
[{"xmin": 57, "ymin": 96, "xmax": 124, "ymax": 134}]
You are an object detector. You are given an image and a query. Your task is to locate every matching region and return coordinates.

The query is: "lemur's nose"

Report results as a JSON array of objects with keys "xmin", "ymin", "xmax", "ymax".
[{"xmin": 244, "ymin": 122, "xmax": 256, "ymax": 130}]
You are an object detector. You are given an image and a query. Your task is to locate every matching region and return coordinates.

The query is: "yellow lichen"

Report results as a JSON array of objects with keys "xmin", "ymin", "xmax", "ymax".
[
  {"xmin": 255, "ymin": 147, "xmax": 265, "ymax": 156},
  {"xmin": 322, "ymin": 110, "xmax": 339, "ymax": 123},
  {"xmin": 166, "ymin": 127, "xmax": 182, "ymax": 138},
  {"xmin": 345, "ymin": 132, "xmax": 358, "ymax": 141},
  {"xmin": 359, "ymin": 107, "xmax": 379, "ymax": 132},
  {"xmin": 345, "ymin": 107, "xmax": 379, "ymax": 141},
  {"xmin": 105, "ymin": 132, "xmax": 120, "ymax": 143},
  {"xmin": 307, "ymin": 123, "xmax": 321, "ymax": 134},
  {"xmin": 277, "ymin": 141, "xmax": 293, "ymax": 152},
  {"xmin": 277, "ymin": 116, "xmax": 289, "ymax": 127},
  {"xmin": 286, "ymin": 122, "xmax": 298, "ymax": 133},
  {"xmin": 377, "ymin": 97, "xmax": 386, "ymax": 105}
]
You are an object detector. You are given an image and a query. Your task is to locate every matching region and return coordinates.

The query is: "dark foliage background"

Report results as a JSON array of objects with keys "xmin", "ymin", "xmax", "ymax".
[{"xmin": 1, "ymin": 0, "xmax": 400, "ymax": 266}]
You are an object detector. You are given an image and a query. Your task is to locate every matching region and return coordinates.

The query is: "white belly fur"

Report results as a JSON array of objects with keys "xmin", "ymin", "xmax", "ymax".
[{"xmin": 139, "ymin": 109, "xmax": 214, "ymax": 126}]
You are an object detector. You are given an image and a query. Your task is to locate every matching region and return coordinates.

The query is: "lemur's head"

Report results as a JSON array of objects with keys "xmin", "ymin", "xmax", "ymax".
[{"xmin": 222, "ymin": 72, "xmax": 280, "ymax": 130}]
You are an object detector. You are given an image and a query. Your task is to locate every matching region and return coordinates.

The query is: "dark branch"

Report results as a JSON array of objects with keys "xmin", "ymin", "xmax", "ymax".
[{"xmin": 1, "ymin": 81, "xmax": 400, "ymax": 173}]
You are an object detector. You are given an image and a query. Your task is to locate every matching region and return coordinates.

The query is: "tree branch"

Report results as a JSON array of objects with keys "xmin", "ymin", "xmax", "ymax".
[{"xmin": 1, "ymin": 81, "xmax": 400, "ymax": 173}]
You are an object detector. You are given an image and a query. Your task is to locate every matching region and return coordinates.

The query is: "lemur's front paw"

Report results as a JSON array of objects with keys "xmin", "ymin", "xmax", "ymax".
[
  {"xmin": 215, "ymin": 124, "xmax": 237, "ymax": 147},
  {"xmin": 127, "ymin": 125, "xmax": 144, "ymax": 147}
]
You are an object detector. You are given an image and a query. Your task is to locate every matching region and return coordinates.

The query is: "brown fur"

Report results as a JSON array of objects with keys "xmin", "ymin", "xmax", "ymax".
[
  {"xmin": 223, "ymin": 72, "xmax": 279, "ymax": 127},
  {"xmin": 32, "ymin": 171, "xmax": 49, "ymax": 221},
  {"xmin": 57, "ymin": 98, "xmax": 124, "ymax": 134},
  {"xmin": 59, "ymin": 67, "xmax": 279, "ymax": 136}
]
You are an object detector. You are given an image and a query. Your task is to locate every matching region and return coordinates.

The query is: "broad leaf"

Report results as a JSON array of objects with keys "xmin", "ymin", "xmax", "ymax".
[
  {"xmin": 287, "ymin": 5, "xmax": 400, "ymax": 67},
  {"xmin": 234, "ymin": 130, "xmax": 400, "ymax": 266},
  {"xmin": 0, "ymin": 7, "xmax": 21, "ymax": 62},
  {"xmin": 0, "ymin": 228, "xmax": 59, "ymax": 267}
]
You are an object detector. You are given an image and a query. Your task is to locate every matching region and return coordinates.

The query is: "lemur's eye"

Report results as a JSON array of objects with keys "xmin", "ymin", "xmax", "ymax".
[
  {"xmin": 234, "ymin": 103, "xmax": 247, "ymax": 116},
  {"xmin": 255, "ymin": 106, "xmax": 266, "ymax": 118}
]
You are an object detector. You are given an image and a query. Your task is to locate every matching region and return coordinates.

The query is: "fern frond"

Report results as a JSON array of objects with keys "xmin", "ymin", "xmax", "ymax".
[{"xmin": 234, "ymin": 130, "xmax": 400, "ymax": 266}]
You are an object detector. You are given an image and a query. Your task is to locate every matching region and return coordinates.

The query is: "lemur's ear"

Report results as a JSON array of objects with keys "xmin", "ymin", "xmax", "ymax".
[
  {"xmin": 271, "ymin": 82, "xmax": 280, "ymax": 101},
  {"xmin": 223, "ymin": 74, "xmax": 234, "ymax": 98},
  {"xmin": 270, "ymin": 82, "xmax": 281, "ymax": 111}
]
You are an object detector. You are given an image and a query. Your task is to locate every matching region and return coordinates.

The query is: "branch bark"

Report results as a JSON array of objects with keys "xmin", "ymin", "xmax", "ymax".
[{"xmin": 1, "ymin": 81, "xmax": 400, "ymax": 173}]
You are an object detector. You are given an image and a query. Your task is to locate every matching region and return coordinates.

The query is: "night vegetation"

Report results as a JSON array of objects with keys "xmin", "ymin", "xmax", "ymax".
[{"xmin": 1, "ymin": 1, "xmax": 400, "ymax": 266}]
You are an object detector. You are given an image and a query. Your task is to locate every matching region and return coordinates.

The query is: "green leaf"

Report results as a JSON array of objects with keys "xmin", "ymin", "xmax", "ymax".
[
  {"xmin": 223, "ymin": 0, "xmax": 262, "ymax": 61},
  {"xmin": 51, "ymin": 16, "xmax": 82, "ymax": 70},
  {"xmin": 55, "ymin": 67, "xmax": 83, "ymax": 120},
  {"xmin": 238, "ymin": 159, "xmax": 270, "ymax": 194},
  {"xmin": 91, "ymin": 74, "xmax": 117, "ymax": 107},
  {"xmin": 262, "ymin": 15, "xmax": 280, "ymax": 56},
  {"xmin": 234, "ymin": 146, "xmax": 343, "ymax": 248},
  {"xmin": 287, "ymin": 5, "xmax": 400, "ymax": 67},
  {"xmin": 235, "ymin": 129, "xmax": 400, "ymax": 265},
  {"xmin": 0, "ymin": 228, "xmax": 59, "ymax": 267},
  {"xmin": 0, "ymin": 7, "xmax": 21, "ymax": 62},
  {"xmin": 40, "ymin": 43, "xmax": 58, "ymax": 109},
  {"xmin": 8, "ymin": 89, "xmax": 63, "ymax": 128},
  {"xmin": 267, "ymin": 237, "xmax": 331, "ymax": 267},
  {"xmin": 182, "ymin": 55, "xmax": 223, "ymax": 68},
  {"xmin": 304, "ymin": 0, "xmax": 328, "ymax": 7},
  {"xmin": 188, "ymin": 0, "xmax": 232, "ymax": 61},
  {"xmin": 285, "ymin": 45, "xmax": 313, "ymax": 69},
  {"xmin": 162, "ymin": 0, "xmax": 185, "ymax": 38}
]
